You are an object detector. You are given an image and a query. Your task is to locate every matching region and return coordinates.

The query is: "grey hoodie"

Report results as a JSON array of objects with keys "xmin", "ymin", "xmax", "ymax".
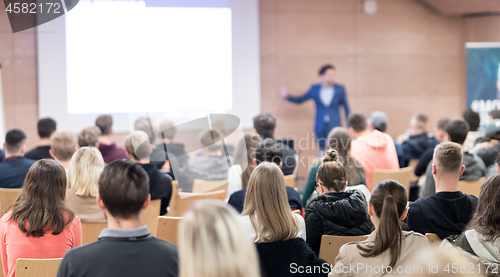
[
  {"xmin": 177, "ymin": 155, "xmax": 230, "ymax": 192},
  {"xmin": 421, "ymin": 152, "xmax": 486, "ymax": 198}
]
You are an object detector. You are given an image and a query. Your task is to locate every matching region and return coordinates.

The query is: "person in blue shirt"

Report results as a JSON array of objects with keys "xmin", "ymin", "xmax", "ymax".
[
  {"xmin": 0, "ymin": 129, "xmax": 36, "ymax": 188},
  {"xmin": 282, "ymin": 64, "xmax": 350, "ymax": 150}
]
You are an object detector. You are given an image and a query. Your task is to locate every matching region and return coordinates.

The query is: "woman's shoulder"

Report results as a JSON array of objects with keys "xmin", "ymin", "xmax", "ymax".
[{"xmin": 402, "ymin": 230, "xmax": 427, "ymax": 240}]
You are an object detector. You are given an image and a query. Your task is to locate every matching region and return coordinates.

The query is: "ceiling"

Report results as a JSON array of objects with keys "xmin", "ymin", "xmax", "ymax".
[{"xmin": 419, "ymin": 0, "xmax": 500, "ymax": 15}]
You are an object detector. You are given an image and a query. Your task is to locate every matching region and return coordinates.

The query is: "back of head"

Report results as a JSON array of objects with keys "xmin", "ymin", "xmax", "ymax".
[
  {"xmin": 125, "ymin": 131, "xmax": 151, "ymax": 160},
  {"xmin": 95, "ymin": 115, "xmax": 113, "ymax": 135},
  {"xmin": 444, "ymin": 119, "xmax": 470, "ymax": 145},
  {"xmin": 199, "ymin": 129, "xmax": 223, "ymax": 152},
  {"xmin": 255, "ymin": 138, "xmax": 283, "ymax": 166},
  {"xmin": 462, "ymin": 109, "xmax": 480, "ymax": 132},
  {"xmin": 491, "ymin": 109, "xmax": 500, "ymax": 120},
  {"xmin": 37, "ymin": 118, "xmax": 57, "ymax": 139},
  {"xmin": 433, "ymin": 142, "xmax": 463, "ymax": 176},
  {"xmin": 243, "ymin": 162, "xmax": 298, "ymax": 242},
  {"xmin": 316, "ymin": 149, "xmax": 347, "ymax": 192},
  {"xmin": 467, "ymin": 174, "xmax": 500, "ymax": 242},
  {"xmin": 5, "ymin": 129, "xmax": 27, "ymax": 154},
  {"xmin": 134, "ymin": 117, "xmax": 157, "ymax": 144},
  {"xmin": 253, "ymin": 113, "xmax": 276, "ymax": 137},
  {"xmin": 412, "ymin": 112, "xmax": 429, "ymax": 132},
  {"xmin": 11, "ymin": 159, "xmax": 73, "ymax": 237},
  {"xmin": 51, "ymin": 131, "xmax": 77, "ymax": 162},
  {"xmin": 67, "ymin": 147, "xmax": 104, "ymax": 197},
  {"xmin": 369, "ymin": 111, "xmax": 388, "ymax": 132},
  {"xmin": 327, "ymin": 127, "xmax": 351, "ymax": 158},
  {"xmin": 78, "ymin": 126, "xmax": 101, "ymax": 147},
  {"xmin": 436, "ymin": 118, "xmax": 450, "ymax": 131},
  {"xmin": 98, "ymin": 159, "xmax": 149, "ymax": 219},
  {"xmin": 159, "ymin": 120, "xmax": 176, "ymax": 140},
  {"xmin": 358, "ymin": 180, "xmax": 407, "ymax": 267},
  {"xmin": 179, "ymin": 200, "xmax": 260, "ymax": 277},
  {"xmin": 349, "ymin": 113, "xmax": 367, "ymax": 132}
]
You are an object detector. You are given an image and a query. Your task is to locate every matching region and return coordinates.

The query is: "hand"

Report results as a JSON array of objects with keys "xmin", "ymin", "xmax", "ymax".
[{"xmin": 281, "ymin": 86, "xmax": 289, "ymax": 98}]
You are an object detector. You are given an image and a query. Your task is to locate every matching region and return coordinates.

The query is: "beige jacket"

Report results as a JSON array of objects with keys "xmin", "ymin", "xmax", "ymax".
[
  {"xmin": 330, "ymin": 231, "xmax": 430, "ymax": 277},
  {"xmin": 66, "ymin": 188, "xmax": 107, "ymax": 223}
]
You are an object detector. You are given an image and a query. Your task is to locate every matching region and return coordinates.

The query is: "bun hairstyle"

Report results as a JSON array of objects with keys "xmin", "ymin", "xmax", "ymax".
[
  {"xmin": 357, "ymin": 180, "xmax": 407, "ymax": 267},
  {"xmin": 316, "ymin": 149, "xmax": 347, "ymax": 192}
]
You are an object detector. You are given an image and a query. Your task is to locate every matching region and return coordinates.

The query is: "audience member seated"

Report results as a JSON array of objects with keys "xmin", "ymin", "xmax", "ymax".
[
  {"xmin": 56, "ymin": 160, "xmax": 178, "ymax": 277},
  {"xmin": 463, "ymin": 108, "xmax": 483, "ymax": 152},
  {"xmin": 0, "ymin": 160, "xmax": 81, "ymax": 277},
  {"xmin": 470, "ymin": 119, "xmax": 500, "ymax": 178},
  {"xmin": 368, "ymin": 111, "xmax": 404, "ymax": 166},
  {"xmin": 50, "ymin": 131, "xmax": 77, "ymax": 170},
  {"xmin": 125, "ymin": 131, "xmax": 172, "ymax": 215},
  {"xmin": 0, "ymin": 129, "xmax": 35, "ymax": 188},
  {"xmin": 177, "ymin": 129, "xmax": 230, "ymax": 192},
  {"xmin": 490, "ymin": 109, "xmax": 500, "ymax": 121},
  {"xmin": 253, "ymin": 113, "xmax": 296, "ymax": 176},
  {"xmin": 211, "ymin": 119, "xmax": 236, "ymax": 156},
  {"xmin": 408, "ymin": 142, "xmax": 478, "ymax": 239},
  {"xmin": 303, "ymin": 127, "xmax": 368, "ymax": 207},
  {"xmin": 414, "ymin": 118, "xmax": 449, "ymax": 177},
  {"xmin": 77, "ymin": 126, "xmax": 101, "ymax": 148},
  {"xmin": 65, "ymin": 147, "xmax": 106, "ymax": 223},
  {"xmin": 178, "ymin": 200, "xmax": 260, "ymax": 277},
  {"xmin": 440, "ymin": 175, "xmax": 500, "ymax": 272},
  {"xmin": 305, "ymin": 149, "xmax": 373, "ymax": 255},
  {"xmin": 398, "ymin": 112, "xmax": 439, "ymax": 168},
  {"xmin": 150, "ymin": 120, "xmax": 182, "ymax": 180},
  {"xmin": 228, "ymin": 139, "xmax": 303, "ymax": 215},
  {"xmin": 349, "ymin": 113, "xmax": 399, "ymax": 189},
  {"xmin": 421, "ymin": 119, "xmax": 486, "ymax": 197},
  {"xmin": 25, "ymin": 117, "xmax": 56, "ymax": 160},
  {"xmin": 227, "ymin": 132, "xmax": 261, "ymax": 199},
  {"xmin": 241, "ymin": 162, "xmax": 326, "ymax": 276},
  {"xmin": 134, "ymin": 116, "xmax": 158, "ymax": 145},
  {"xmin": 331, "ymin": 180, "xmax": 430, "ymax": 277},
  {"xmin": 95, "ymin": 115, "xmax": 127, "ymax": 163}
]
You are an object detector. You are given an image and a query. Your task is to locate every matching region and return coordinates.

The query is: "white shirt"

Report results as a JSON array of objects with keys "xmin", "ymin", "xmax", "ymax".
[
  {"xmin": 227, "ymin": 164, "xmax": 243, "ymax": 201},
  {"xmin": 238, "ymin": 213, "xmax": 306, "ymax": 242},
  {"xmin": 320, "ymin": 86, "xmax": 334, "ymax": 122}
]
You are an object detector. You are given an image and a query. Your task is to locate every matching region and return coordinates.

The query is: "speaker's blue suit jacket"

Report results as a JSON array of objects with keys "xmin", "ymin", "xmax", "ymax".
[{"xmin": 286, "ymin": 83, "xmax": 350, "ymax": 136}]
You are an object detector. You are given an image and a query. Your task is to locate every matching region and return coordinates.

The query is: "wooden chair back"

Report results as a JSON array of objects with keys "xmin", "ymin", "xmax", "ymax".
[
  {"xmin": 371, "ymin": 167, "xmax": 412, "ymax": 197},
  {"xmin": 16, "ymin": 258, "xmax": 62, "ymax": 277},
  {"xmin": 156, "ymin": 216, "xmax": 182, "ymax": 245},
  {"xmin": 167, "ymin": 190, "xmax": 226, "ymax": 217},
  {"xmin": 0, "ymin": 188, "xmax": 22, "ymax": 216},
  {"xmin": 81, "ymin": 222, "xmax": 108, "ymax": 244},
  {"xmin": 425, "ymin": 233, "xmax": 442, "ymax": 245},
  {"xmin": 143, "ymin": 199, "xmax": 162, "ymax": 236},
  {"xmin": 408, "ymin": 159, "xmax": 419, "ymax": 181},
  {"xmin": 458, "ymin": 177, "xmax": 485, "ymax": 198},
  {"xmin": 284, "ymin": 175, "xmax": 295, "ymax": 187},
  {"xmin": 192, "ymin": 179, "xmax": 228, "ymax": 194},
  {"xmin": 319, "ymin": 235, "xmax": 369, "ymax": 265}
]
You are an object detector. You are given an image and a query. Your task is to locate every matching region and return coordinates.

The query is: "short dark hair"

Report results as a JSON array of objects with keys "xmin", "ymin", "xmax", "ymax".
[
  {"xmin": 253, "ymin": 113, "xmax": 276, "ymax": 137},
  {"xmin": 255, "ymin": 138, "xmax": 283, "ymax": 166},
  {"xmin": 490, "ymin": 109, "xmax": 500, "ymax": 120},
  {"xmin": 95, "ymin": 115, "xmax": 113, "ymax": 135},
  {"xmin": 463, "ymin": 109, "xmax": 480, "ymax": 131},
  {"xmin": 37, "ymin": 118, "xmax": 56, "ymax": 139},
  {"xmin": 349, "ymin": 113, "xmax": 367, "ymax": 132},
  {"xmin": 5, "ymin": 129, "xmax": 27, "ymax": 153},
  {"xmin": 98, "ymin": 160, "xmax": 150, "ymax": 219},
  {"xmin": 437, "ymin": 118, "xmax": 450, "ymax": 131},
  {"xmin": 445, "ymin": 119, "xmax": 470, "ymax": 145},
  {"xmin": 200, "ymin": 129, "xmax": 223, "ymax": 152},
  {"xmin": 318, "ymin": 64, "xmax": 335, "ymax": 75}
]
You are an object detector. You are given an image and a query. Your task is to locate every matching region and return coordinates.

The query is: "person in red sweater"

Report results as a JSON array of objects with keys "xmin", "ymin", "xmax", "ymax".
[
  {"xmin": 95, "ymin": 115, "xmax": 127, "ymax": 163},
  {"xmin": 0, "ymin": 159, "xmax": 81, "ymax": 277}
]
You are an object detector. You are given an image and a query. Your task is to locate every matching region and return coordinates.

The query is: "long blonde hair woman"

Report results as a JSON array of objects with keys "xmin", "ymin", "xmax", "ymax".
[
  {"xmin": 242, "ymin": 162, "xmax": 328, "ymax": 277},
  {"xmin": 66, "ymin": 147, "xmax": 106, "ymax": 222},
  {"xmin": 178, "ymin": 200, "xmax": 260, "ymax": 277}
]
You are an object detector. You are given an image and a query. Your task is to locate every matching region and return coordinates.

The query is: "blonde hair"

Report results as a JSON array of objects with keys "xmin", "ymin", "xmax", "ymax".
[
  {"xmin": 124, "ymin": 131, "xmax": 151, "ymax": 160},
  {"xmin": 179, "ymin": 200, "xmax": 260, "ymax": 277},
  {"xmin": 242, "ymin": 162, "xmax": 299, "ymax": 242},
  {"xmin": 67, "ymin": 147, "xmax": 104, "ymax": 197},
  {"xmin": 51, "ymin": 131, "xmax": 77, "ymax": 161}
]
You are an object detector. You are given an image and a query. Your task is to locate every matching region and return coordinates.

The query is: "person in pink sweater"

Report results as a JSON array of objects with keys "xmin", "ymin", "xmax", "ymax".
[
  {"xmin": 0, "ymin": 159, "xmax": 81, "ymax": 277},
  {"xmin": 349, "ymin": 113, "xmax": 399, "ymax": 190}
]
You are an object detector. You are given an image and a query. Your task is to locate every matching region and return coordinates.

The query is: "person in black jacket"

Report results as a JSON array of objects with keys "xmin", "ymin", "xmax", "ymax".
[
  {"xmin": 398, "ymin": 112, "xmax": 439, "ymax": 168},
  {"xmin": 408, "ymin": 142, "xmax": 478, "ymax": 239},
  {"xmin": 305, "ymin": 149, "xmax": 373, "ymax": 255},
  {"xmin": 125, "ymin": 131, "xmax": 172, "ymax": 215}
]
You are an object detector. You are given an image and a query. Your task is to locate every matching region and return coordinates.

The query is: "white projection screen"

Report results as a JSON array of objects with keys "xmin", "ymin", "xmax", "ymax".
[{"xmin": 37, "ymin": 0, "xmax": 260, "ymax": 132}]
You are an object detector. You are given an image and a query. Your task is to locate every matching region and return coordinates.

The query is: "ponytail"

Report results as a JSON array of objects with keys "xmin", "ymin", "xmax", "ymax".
[{"xmin": 357, "ymin": 180, "xmax": 406, "ymax": 267}]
